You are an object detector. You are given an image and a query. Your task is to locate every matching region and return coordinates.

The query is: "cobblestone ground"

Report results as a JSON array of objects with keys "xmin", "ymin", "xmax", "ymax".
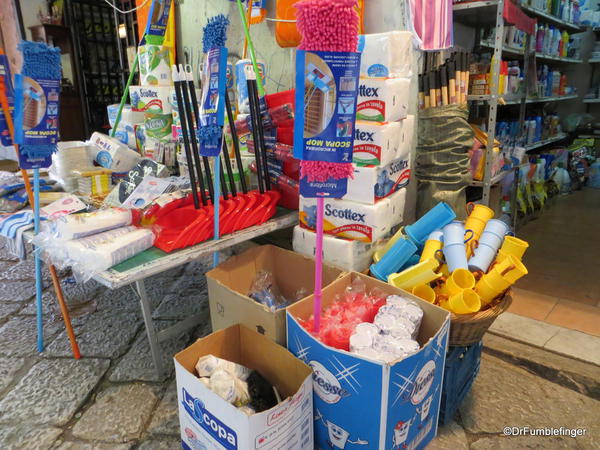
[{"xmin": 0, "ymin": 241, "xmax": 598, "ymax": 449}]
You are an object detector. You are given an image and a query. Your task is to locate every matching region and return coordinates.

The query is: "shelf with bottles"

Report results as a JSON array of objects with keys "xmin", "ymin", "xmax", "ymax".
[
  {"xmin": 520, "ymin": 2, "xmax": 582, "ymax": 33},
  {"xmin": 495, "ymin": 112, "xmax": 564, "ymax": 151}
]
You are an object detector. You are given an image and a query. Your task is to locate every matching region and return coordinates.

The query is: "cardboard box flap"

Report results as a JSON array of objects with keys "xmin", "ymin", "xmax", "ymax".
[
  {"xmin": 287, "ymin": 272, "xmax": 450, "ymax": 347},
  {"xmin": 175, "ymin": 324, "xmax": 312, "ymax": 400}
]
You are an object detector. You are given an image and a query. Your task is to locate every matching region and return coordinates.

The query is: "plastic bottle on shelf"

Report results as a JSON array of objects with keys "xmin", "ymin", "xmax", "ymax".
[
  {"xmin": 562, "ymin": 31, "xmax": 569, "ymax": 57},
  {"xmin": 559, "ymin": 73, "xmax": 568, "ymax": 95},
  {"xmin": 552, "ymin": 70, "xmax": 561, "ymax": 96},
  {"xmin": 536, "ymin": 24, "xmax": 544, "ymax": 53}
]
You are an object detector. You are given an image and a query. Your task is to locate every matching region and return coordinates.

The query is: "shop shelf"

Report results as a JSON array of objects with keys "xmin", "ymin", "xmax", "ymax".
[
  {"xmin": 468, "ymin": 94, "xmax": 578, "ymax": 105},
  {"xmin": 583, "ymin": 98, "xmax": 600, "ymax": 103},
  {"xmin": 520, "ymin": 5, "xmax": 583, "ymax": 32},
  {"xmin": 535, "ymin": 53, "xmax": 583, "ymax": 64},
  {"xmin": 479, "ymin": 41, "xmax": 525, "ymax": 58},
  {"xmin": 525, "ymin": 133, "xmax": 568, "ymax": 151},
  {"xmin": 439, "ymin": 342, "xmax": 483, "ymax": 425},
  {"xmin": 589, "ymin": 59, "xmax": 600, "ymax": 63},
  {"xmin": 453, "ymin": 1, "xmax": 502, "ymax": 27},
  {"xmin": 469, "ymin": 169, "xmax": 510, "ymax": 187}
]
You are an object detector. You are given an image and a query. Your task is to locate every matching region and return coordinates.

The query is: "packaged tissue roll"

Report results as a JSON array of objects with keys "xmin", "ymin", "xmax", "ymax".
[
  {"xmin": 129, "ymin": 86, "xmax": 172, "ymax": 114},
  {"xmin": 144, "ymin": 113, "xmax": 173, "ymax": 141},
  {"xmin": 51, "ymin": 208, "xmax": 132, "ymax": 240},
  {"xmin": 358, "ymin": 31, "xmax": 414, "ymax": 78},
  {"xmin": 138, "ymin": 45, "xmax": 173, "ymax": 86},
  {"xmin": 357, "ymin": 77, "xmax": 410, "ymax": 122},
  {"xmin": 353, "ymin": 120, "xmax": 401, "ymax": 166},
  {"xmin": 107, "ymin": 104, "xmax": 144, "ymax": 128},
  {"xmin": 90, "ymin": 132, "xmax": 142, "ymax": 171}
]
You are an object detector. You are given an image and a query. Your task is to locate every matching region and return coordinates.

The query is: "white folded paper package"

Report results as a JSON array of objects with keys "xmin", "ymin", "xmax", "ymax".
[
  {"xmin": 50, "ymin": 208, "xmax": 133, "ymax": 240},
  {"xmin": 343, "ymin": 155, "xmax": 411, "ymax": 204},
  {"xmin": 358, "ymin": 31, "xmax": 414, "ymax": 78},
  {"xmin": 292, "ymin": 225, "xmax": 376, "ymax": 272},
  {"xmin": 129, "ymin": 85, "xmax": 173, "ymax": 114},
  {"xmin": 353, "ymin": 115, "xmax": 415, "ymax": 166},
  {"xmin": 356, "ymin": 77, "xmax": 411, "ymax": 122},
  {"xmin": 107, "ymin": 104, "xmax": 145, "ymax": 128},
  {"xmin": 89, "ymin": 132, "xmax": 142, "ymax": 171},
  {"xmin": 299, "ymin": 188, "xmax": 406, "ymax": 243}
]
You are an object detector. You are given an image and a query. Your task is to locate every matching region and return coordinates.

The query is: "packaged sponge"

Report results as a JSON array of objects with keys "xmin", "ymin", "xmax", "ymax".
[
  {"xmin": 358, "ymin": 31, "xmax": 414, "ymax": 78},
  {"xmin": 357, "ymin": 77, "xmax": 410, "ymax": 122}
]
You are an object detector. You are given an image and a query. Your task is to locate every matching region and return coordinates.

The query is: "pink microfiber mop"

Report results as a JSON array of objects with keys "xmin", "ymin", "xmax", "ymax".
[{"xmin": 296, "ymin": 0, "xmax": 359, "ymax": 332}]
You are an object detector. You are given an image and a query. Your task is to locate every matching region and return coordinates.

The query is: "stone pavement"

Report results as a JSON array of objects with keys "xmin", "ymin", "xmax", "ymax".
[{"xmin": 0, "ymin": 241, "xmax": 598, "ymax": 449}]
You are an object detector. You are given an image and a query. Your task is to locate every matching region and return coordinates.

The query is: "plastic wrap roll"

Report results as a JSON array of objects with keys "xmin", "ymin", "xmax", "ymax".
[
  {"xmin": 52, "ymin": 208, "xmax": 132, "ymax": 240},
  {"xmin": 68, "ymin": 226, "xmax": 155, "ymax": 279}
]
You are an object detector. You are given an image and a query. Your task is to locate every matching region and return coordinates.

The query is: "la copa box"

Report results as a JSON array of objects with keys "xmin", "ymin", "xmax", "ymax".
[
  {"xmin": 286, "ymin": 272, "xmax": 450, "ymax": 450},
  {"xmin": 175, "ymin": 324, "xmax": 314, "ymax": 450},
  {"xmin": 206, "ymin": 245, "xmax": 343, "ymax": 345}
]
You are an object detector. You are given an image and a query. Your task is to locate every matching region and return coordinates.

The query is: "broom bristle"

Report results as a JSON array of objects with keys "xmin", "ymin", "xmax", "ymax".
[{"xmin": 202, "ymin": 14, "xmax": 230, "ymax": 53}]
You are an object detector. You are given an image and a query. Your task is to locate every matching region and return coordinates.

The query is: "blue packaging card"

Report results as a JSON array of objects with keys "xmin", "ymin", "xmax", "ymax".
[
  {"xmin": 300, "ymin": 176, "xmax": 348, "ymax": 199},
  {"xmin": 144, "ymin": 0, "xmax": 172, "ymax": 44},
  {"xmin": 294, "ymin": 50, "xmax": 361, "ymax": 163},
  {"xmin": 199, "ymin": 47, "xmax": 228, "ymax": 156},
  {"xmin": 0, "ymin": 54, "xmax": 14, "ymax": 146}
]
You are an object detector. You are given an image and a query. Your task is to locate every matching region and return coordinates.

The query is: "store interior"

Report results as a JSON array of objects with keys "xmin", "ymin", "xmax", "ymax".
[{"xmin": 0, "ymin": 0, "xmax": 598, "ymax": 448}]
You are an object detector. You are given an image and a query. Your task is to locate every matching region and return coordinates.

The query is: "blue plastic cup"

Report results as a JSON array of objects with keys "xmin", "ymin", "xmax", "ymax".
[
  {"xmin": 468, "ymin": 242, "xmax": 498, "ymax": 272},
  {"xmin": 442, "ymin": 222, "xmax": 466, "ymax": 246},
  {"xmin": 483, "ymin": 219, "xmax": 510, "ymax": 239},
  {"xmin": 405, "ymin": 202, "xmax": 456, "ymax": 245},
  {"xmin": 443, "ymin": 242, "xmax": 469, "ymax": 273},
  {"xmin": 370, "ymin": 238, "xmax": 418, "ymax": 281}
]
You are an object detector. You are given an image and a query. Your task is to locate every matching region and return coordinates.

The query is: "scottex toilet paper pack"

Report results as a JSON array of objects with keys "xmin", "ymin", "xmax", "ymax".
[
  {"xmin": 358, "ymin": 31, "xmax": 414, "ymax": 78},
  {"xmin": 300, "ymin": 188, "xmax": 406, "ymax": 242},
  {"xmin": 357, "ymin": 77, "xmax": 410, "ymax": 122},
  {"xmin": 343, "ymin": 155, "xmax": 411, "ymax": 204},
  {"xmin": 353, "ymin": 115, "xmax": 414, "ymax": 166},
  {"xmin": 292, "ymin": 225, "xmax": 376, "ymax": 272},
  {"xmin": 129, "ymin": 86, "xmax": 172, "ymax": 114}
]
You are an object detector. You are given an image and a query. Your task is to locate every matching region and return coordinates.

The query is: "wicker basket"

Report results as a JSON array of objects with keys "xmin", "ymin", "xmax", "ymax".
[{"xmin": 448, "ymin": 292, "xmax": 512, "ymax": 346}]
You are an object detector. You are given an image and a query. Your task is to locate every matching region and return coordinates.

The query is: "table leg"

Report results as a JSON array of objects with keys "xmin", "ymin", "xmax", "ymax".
[{"xmin": 136, "ymin": 279, "xmax": 165, "ymax": 376}]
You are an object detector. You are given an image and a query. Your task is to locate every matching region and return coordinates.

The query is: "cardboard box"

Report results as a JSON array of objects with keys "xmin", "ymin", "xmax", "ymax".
[
  {"xmin": 343, "ymin": 155, "xmax": 411, "ymax": 204},
  {"xmin": 206, "ymin": 245, "xmax": 343, "ymax": 345},
  {"xmin": 175, "ymin": 325, "xmax": 314, "ymax": 450},
  {"xmin": 287, "ymin": 272, "xmax": 450, "ymax": 450}
]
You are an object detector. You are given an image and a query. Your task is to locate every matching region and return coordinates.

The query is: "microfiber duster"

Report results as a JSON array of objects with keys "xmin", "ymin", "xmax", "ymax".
[{"xmin": 197, "ymin": 14, "xmax": 230, "ymax": 149}]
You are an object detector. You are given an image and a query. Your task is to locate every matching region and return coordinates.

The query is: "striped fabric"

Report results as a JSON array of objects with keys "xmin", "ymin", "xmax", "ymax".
[
  {"xmin": 410, "ymin": 0, "xmax": 454, "ymax": 51},
  {"xmin": 0, "ymin": 210, "xmax": 34, "ymax": 239}
]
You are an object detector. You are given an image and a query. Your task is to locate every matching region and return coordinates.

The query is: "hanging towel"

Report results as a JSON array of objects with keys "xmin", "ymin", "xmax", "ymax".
[
  {"xmin": 0, "ymin": 210, "xmax": 34, "ymax": 259},
  {"xmin": 409, "ymin": 0, "xmax": 453, "ymax": 51}
]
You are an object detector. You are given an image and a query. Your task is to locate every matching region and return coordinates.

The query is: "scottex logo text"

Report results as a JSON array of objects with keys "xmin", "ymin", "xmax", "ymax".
[
  {"xmin": 354, "ymin": 129, "xmax": 375, "ymax": 142},
  {"xmin": 325, "ymin": 204, "xmax": 366, "ymax": 223},
  {"xmin": 358, "ymin": 85, "xmax": 380, "ymax": 97},
  {"xmin": 182, "ymin": 388, "xmax": 238, "ymax": 449}
]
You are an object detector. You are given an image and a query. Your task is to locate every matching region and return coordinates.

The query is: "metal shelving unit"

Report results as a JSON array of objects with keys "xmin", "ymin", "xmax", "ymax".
[
  {"xmin": 520, "ymin": 4, "xmax": 582, "ymax": 32},
  {"xmin": 524, "ymin": 133, "xmax": 568, "ymax": 151},
  {"xmin": 583, "ymin": 98, "xmax": 600, "ymax": 103},
  {"xmin": 468, "ymin": 94, "xmax": 578, "ymax": 104}
]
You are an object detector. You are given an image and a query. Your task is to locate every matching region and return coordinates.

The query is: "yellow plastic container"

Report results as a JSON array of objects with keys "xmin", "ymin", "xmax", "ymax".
[
  {"xmin": 446, "ymin": 268, "xmax": 476, "ymax": 295},
  {"xmin": 475, "ymin": 268, "xmax": 511, "ymax": 305},
  {"xmin": 419, "ymin": 238, "xmax": 443, "ymax": 266},
  {"xmin": 412, "ymin": 284, "xmax": 436, "ymax": 303},
  {"xmin": 373, "ymin": 227, "xmax": 404, "ymax": 263},
  {"xmin": 501, "ymin": 256, "xmax": 528, "ymax": 283},
  {"xmin": 387, "ymin": 259, "xmax": 441, "ymax": 290},
  {"xmin": 437, "ymin": 263, "xmax": 450, "ymax": 277},
  {"xmin": 464, "ymin": 203, "xmax": 494, "ymax": 257},
  {"xmin": 496, "ymin": 236, "xmax": 529, "ymax": 263},
  {"xmin": 441, "ymin": 289, "xmax": 482, "ymax": 314}
]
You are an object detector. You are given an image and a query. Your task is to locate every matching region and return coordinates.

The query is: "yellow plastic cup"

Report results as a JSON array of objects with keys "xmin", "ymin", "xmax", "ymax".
[
  {"xmin": 441, "ymin": 289, "xmax": 482, "ymax": 314},
  {"xmin": 501, "ymin": 256, "xmax": 528, "ymax": 283},
  {"xmin": 465, "ymin": 203, "xmax": 494, "ymax": 257},
  {"xmin": 475, "ymin": 269, "xmax": 511, "ymax": 305},
  {"xmin": 412, "ymin": 284, "xmax": 436, "ymax": 303},
  {"xmin": 438, "ymin": 263, "xmax": 450, "ymax": 277},
  {"xmin": 419, "ymin": 238, "xmax": 443, "ymax": 266},
  {"xmin": 373, "ymin": 227, "xmax": 405, "ymax": 263},
  {"xmin": 446, "ymin": 268, "xmax": 476, "ymax": 295},
  {"xmin": 496, "ymin": 236, "xmax": 529, "ymax": 263},
  {"xmin": 388, "ymin": 259, "xmax": 442, "ymax": 290}
]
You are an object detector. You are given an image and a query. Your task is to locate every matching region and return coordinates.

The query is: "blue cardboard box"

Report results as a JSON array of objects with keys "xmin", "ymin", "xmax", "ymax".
[{"xmin": 286, "ymin": 272, "xmax": 450, "ymax": 450}]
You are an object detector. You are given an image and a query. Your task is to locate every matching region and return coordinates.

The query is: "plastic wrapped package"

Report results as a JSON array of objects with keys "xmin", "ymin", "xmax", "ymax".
[
  {"xmin": 248, "ymin": 270, "xmax": 308, "ymax": 311},
  {"xmin": 48, "ymin": 208, "xmax": 133, "ymax": 240},
  {"xmin": 195, "ymin": 355, "xmax": 251, "ymax": 380}
]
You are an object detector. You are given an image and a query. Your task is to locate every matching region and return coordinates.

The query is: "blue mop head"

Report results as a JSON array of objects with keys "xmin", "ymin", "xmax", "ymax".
[{"xmin": 202, "ymin": 14, "xmax": 230, "ymax": 52}]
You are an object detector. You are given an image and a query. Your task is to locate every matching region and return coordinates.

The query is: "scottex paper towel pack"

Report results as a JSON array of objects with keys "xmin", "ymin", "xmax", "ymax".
[
  {"xmin": 358, "ymin": 31, "xmax": 414, "ymax": 78},
  {"xmin": 129, "ymin": 86, "xmax": 172, "ymax": 114},
  {"xmin": 299, "ymin": 188, "xmax": 406, "ymax": 243},
  {"xmin": 292, "ymin": 225, "xmax": 376, "ymax": 272},
  {"xmin": 353, "ymin": 115, "xmax": 414, "ymax": 166},
  {"xmin": 343, "ymin": 155, "xmax": 411, "ymax": 204},
  {"xmin": 357, "ymin": 77, "xmax": 410, "ymax": 122}
]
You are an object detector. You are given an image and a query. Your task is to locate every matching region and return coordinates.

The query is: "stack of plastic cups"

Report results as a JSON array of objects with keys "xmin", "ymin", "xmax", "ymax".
[
  {"xmin": 404, "ymin": 202, "xmax": 456, "ymax": 246},
  {"xmin": 468, "ymin": 219, "xmax": 510, "ymax": 273},
  {"xmin": 442, "ymin": 222, "xmax": 470, "ymax": 273},
  {"xmin": 464, "ymin": 203, "xmax": 494, "ymax": 257},
  {"xmin": 496, "ymin": 236, "xmax": 529, "ymax": 263},
  {"xmin": 438, "ymin": 268, "xmax": 481, "ymax": 314},
  {"xmin": 419, "ymin": 230, "xmax": 443, "ymax": 268},
  {"xmin": 370, "ymin": 238, "xmax": 417, "ymax": 281},
  {"xmin": 475, "ymin": 254, "xmax": 527, "ymax": 305},
  {"xmin": 388, "ymin": 258, "xmax": 441, "ymax": 290}
]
